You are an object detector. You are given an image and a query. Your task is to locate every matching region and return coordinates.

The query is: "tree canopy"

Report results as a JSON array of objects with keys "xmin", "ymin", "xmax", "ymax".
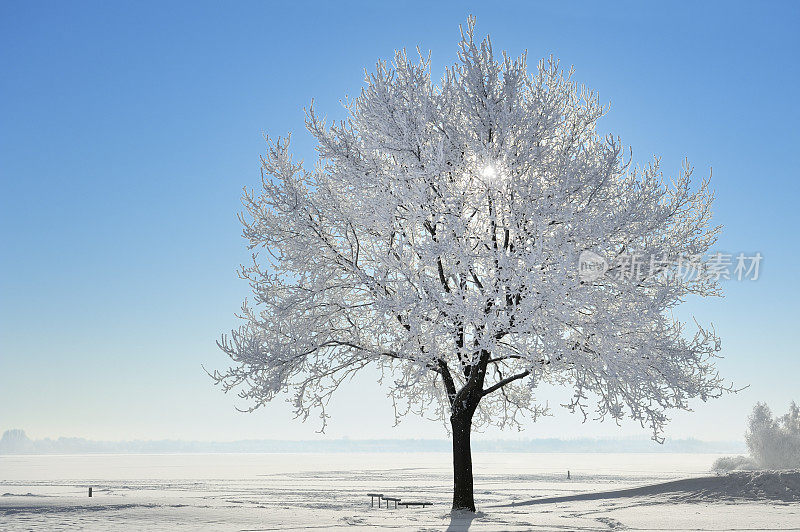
[{"xmin": 213, "ymin": 17, "xmax": 728, "ymax": 445}]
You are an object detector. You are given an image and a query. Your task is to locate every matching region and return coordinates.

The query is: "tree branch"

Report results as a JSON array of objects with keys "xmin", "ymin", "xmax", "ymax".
[
  {"xmin": 438, "ymin": 359, "xmax": 458, "ymax": 405},
  {"xmin": 481, "ymin": 370, "xmax": 530, "ymax": 397}
]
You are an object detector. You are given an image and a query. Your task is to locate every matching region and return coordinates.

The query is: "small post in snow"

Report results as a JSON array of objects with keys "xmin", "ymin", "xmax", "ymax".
[
  {"xmin": 567, "ymin": 470, "xmax": 570, "ymax": 480},
  {"xmin": 89, "ymin": 487, "xmax": 93, "ymax": 497}
]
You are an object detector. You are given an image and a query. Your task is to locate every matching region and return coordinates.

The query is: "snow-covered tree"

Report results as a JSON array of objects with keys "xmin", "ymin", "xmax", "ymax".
[
  {"xmin": 213, "ymin": 18, "xmax": 729, "ymax": 510},
  {"xmin": 745, "ymin": 402, "xmax": 800, "ymax": 469}
]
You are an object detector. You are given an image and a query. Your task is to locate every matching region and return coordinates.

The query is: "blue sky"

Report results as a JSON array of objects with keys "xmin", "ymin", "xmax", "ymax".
[{"xmin": 1, "ymin": 1, "xmax": 798, "ymax": 442}]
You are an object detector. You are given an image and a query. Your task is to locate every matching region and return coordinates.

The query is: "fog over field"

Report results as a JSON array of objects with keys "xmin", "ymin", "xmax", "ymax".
[{"xmin": 0, "ymin": 429, "xmax": 746, "ymax": 455}]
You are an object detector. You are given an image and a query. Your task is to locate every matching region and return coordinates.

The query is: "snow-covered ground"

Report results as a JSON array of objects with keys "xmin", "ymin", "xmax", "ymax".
[{"xmin": 1, "ymin": 452, "xmax": 797, "ymax": 530}]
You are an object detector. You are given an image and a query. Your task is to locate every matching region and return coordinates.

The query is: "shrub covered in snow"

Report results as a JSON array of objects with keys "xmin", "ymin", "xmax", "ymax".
[{"xmin": 712, "ymin": 455, "xmax": 757, "ymax": 472}]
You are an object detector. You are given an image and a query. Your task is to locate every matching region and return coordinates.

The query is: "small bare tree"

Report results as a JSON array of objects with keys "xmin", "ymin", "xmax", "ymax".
[{"xmin": 213, "ymin": 18, "xmax": 729, "ymax": 511}]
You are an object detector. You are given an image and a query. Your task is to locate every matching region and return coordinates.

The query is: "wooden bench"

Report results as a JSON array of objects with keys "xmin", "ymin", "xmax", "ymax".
[
  {"xmin": 367, "ymin": 493, "xmax": 383, "ymax": 507},
  {"xmin": 381, "ymin": 496, "xmax": 401, "ymax": 509},
  {"xmin": 399, "ymin": 501, "xmax": 433, "ymax": 508}
]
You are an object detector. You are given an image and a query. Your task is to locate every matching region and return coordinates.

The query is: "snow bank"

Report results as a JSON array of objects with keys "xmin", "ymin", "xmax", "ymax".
[
  {"xmin": 502, "ymin": 470, "xmax": 800, "ymax": 505},
  {"xmin": 708, "ymin": 470, "xmax": 800, "ymax": 502}
]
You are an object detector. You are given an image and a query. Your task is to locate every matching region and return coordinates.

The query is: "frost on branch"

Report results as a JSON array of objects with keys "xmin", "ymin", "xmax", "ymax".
[{"xmin": 213, "ymin": 17, "xmax": 729, "ymax": 439}]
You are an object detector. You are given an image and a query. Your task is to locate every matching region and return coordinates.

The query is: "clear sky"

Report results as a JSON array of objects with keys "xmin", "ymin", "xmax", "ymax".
[{"xmin": 1, "ymin": 1, "xmax": 798, "ymax": 443}]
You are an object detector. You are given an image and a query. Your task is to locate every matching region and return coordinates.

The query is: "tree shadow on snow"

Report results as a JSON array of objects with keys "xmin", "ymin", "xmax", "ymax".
[{"xmin": 446, "ymin": 509, "xmax": 483, "ymax": 531}]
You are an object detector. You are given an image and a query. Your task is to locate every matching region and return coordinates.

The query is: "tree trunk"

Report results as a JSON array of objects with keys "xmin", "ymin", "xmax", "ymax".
[{"xmin": 451, "ymin": 410, "xmax": 475, "ymax": 511}]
